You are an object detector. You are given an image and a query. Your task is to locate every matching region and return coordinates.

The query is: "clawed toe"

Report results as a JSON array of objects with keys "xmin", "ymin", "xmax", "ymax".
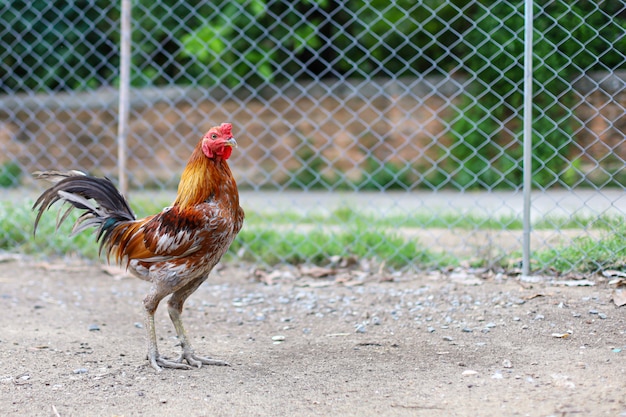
[
  {"xmin": 178, "ymin": 352, "xmax": 230, "ymax": 368},
  {"xmin": 149, "ymin": 354, "xmax": 193, "ymax": 372},
  {"xmin": 148, "ymin": 352, "xmax": 229, "ymax": 372}
]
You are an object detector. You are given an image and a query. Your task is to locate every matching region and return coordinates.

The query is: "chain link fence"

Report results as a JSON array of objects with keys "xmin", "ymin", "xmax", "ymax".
[{"xmin": 1, "ymin": 0, "xmax": 625, "ymax": 273}]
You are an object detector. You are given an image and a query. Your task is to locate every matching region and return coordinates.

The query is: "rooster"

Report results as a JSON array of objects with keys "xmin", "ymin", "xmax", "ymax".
[{"xmin": 32, "ymin": 123, "xmax": 244, "ymax": 372}]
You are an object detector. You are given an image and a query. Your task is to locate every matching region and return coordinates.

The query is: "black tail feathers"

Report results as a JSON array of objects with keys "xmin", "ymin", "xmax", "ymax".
[{"xmin": 32, "ymin": 171, "xmax": 136, "ymax": 241}]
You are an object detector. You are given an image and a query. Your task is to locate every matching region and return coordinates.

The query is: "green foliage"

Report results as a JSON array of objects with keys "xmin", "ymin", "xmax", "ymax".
[
  {"xmin": 2, "ymin": 0, "xmax": 625, "ymax": 98},
  {"xmin": 0, "ymin": 0, "xmax": 118, "ymax": 92},
  {"xmin": 4, "ymin": 198, "xmax": 453, "ymax": 269},
  {"xmin": 531, "ymin": 229, "xmax": 626, "ymax": 272},
  {"xmin": 179, "ymin": 0, "xmax": 326, "ymax": 87},
  {"xmin": 3, "ymin": 198, "xmax": 624, "ymax": 273},
  {"xmin": 229, "ymin": 226, "xmax": 449, "ymax": 269},
  {"xmin": 283, "ymin": 143, "xmax": 340, "ymax": 190},
  {"xmin": 247, "ymin": 205, "xmax": 623, "ymax": 232},
  {"xmin": 284, "ymin": 138, "xmax": 425, "ymax": 191},
  {"xmin": 177, "ymin": 0, "xmax": 475, "ymax": 86},
  {"xmin": 1, "ymin": 1, "xmax": 625, "ymax": 193},
  {"xmin": 1, "ymin": 200, "xmax": 99, "ymax": 259},
  {"xmin": 533, "ymin": 213, "xmax": 624, "ymax": 231},
  {"xmin": 448, "ymin": 0, "xmax": 626, "ymax": 189},
  {"xmin": 0, "ymin": 0, "xmax": 481, "ymax": 90},
  {"xmin": 0, "ymin": 162, "xmax": 22, "ymax": 187},
  {"xmin": 334, "ymin": 0, "xmax": 473, "ymax": 77},
  {"xmin": 357, "ymin": 159, "xmax": 418, "ymax": 191}
]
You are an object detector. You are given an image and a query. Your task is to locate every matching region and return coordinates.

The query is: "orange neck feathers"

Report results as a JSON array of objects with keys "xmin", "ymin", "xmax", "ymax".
[{"xmin": 173, "ymin": 143, "xmax": 234, "ymax": 209}]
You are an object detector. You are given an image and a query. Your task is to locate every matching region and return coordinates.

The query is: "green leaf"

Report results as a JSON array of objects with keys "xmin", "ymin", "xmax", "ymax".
[
  {"xmin": 294, "ymin": 22, "xmax": 321, "ymax": 52},
  {"xmin": 258, "ymin": 63, "xmax": 273, "ymax": 82},
  {"xmin": 250, "ymin": 0, "xmax": 267, "ymax": 17}
]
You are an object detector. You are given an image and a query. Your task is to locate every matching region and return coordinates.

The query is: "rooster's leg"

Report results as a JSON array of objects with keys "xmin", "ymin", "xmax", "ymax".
[
  {"xmin": 143, "ymin": 290, "xmax": 192, "ymax": 372},
  {"xmin": 166, "ymin": 281, "xmax": 230, "ymax": 368}
]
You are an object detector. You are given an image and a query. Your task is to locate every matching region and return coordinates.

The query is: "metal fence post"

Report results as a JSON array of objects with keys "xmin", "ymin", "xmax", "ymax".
[
  {"xmin": 522, "ymin": 0, "xmax": 534, "ymax": 277},
  {"xmin": 117, "ymin": 0, "xmax": 131, "ymax": 196}
]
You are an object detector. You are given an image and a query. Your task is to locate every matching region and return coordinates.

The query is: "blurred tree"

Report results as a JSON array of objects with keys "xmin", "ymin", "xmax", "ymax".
[
  {"xmin": 447, "ymin": 0, "xmax": 626, "ymax": 189},
  {"xmin": 0, "ymin": 0, "xmax": 117, "ymax": 92}
]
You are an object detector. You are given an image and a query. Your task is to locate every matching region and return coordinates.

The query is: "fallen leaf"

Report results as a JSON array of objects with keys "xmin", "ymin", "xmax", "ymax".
[
  {"xmin": 336, "ymin": 271, "xmax": 368, "ymax": 286},
  {"xmin": 253, "ymin": 269, "xmax": 287, "ymax": 285},
  {"xmin": 334, "ymin": 272, "xmax": 354, "ymax": 284},
  {"xmin": 602, "ymin": 269, "xmax": 626, "ymax": 278},
  {"xmin": 300, "ymin": 266, "xmax": 335, "ymax": 278},
  {"xmin": 524, "ymin": 293, "xmax": 546, "ymax": 300},
  {"xmin": 329, "ymin": 255, "xmax": 358, "ymax": 268},
  {"xmin": 612, "ymin": 289, "xmax": 626, "ymax": 307}
]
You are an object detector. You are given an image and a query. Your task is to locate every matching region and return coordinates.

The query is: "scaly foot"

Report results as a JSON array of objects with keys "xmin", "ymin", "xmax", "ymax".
[
  {"xmin": 148, "ymin": 351, "xmax": 229, "ymax": 372},
  {"xmin": 174, "ymin": 351, "xmax": 230, "ymax": 368},
  {"xmin": 148, "ymin": 353, "xmax": 193, "ymax": 372}
]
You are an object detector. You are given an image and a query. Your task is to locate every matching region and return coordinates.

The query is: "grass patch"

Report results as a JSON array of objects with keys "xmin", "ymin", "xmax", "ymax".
[
  {"xmin": 244, "ymin": 207, "xmax": 526, "ymax": 230},
  {"xmin": 246, "ymin": 205, "xmax": 619, "ymax": 232},
  {"xmin": 2, "ymin": 199, "xmax": 100, "ymax": 259},
  {"xmin": 230, "ymin": 227, "xmax": 456, "ymax": 269},
  {"xmin": 533, "ymin": 213, "xmax": 624, "ymax": 230},
  {"xmin": 531, "ymin": 230, "xmax": 626, "ymax": 272},
  {"xmin": 2, "ymin": 198, "xmax": 624, "ymax": 273}
]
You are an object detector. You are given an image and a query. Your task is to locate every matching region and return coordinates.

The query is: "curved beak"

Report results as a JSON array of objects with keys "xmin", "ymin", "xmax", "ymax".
[{"xmin": 225, "ymin": 138, "xmax": 238, "ymax": 148}]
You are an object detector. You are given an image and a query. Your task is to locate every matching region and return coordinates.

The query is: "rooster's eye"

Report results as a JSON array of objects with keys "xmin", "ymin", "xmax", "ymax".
[{"xmin": 211, "ymin": 134, "xmax": 217, "ymax": 140}]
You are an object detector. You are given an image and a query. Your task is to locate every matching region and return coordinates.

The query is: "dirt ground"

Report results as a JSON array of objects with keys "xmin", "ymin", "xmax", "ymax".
[{"xmin": 0, "ymin": 256, "xmax": 624, "ymax": 417}]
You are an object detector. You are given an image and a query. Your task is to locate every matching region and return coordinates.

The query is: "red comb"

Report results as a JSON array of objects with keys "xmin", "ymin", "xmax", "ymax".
[{"xmin": 220, "ymin": 123, "xmax": 232, "ymax": 137}]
